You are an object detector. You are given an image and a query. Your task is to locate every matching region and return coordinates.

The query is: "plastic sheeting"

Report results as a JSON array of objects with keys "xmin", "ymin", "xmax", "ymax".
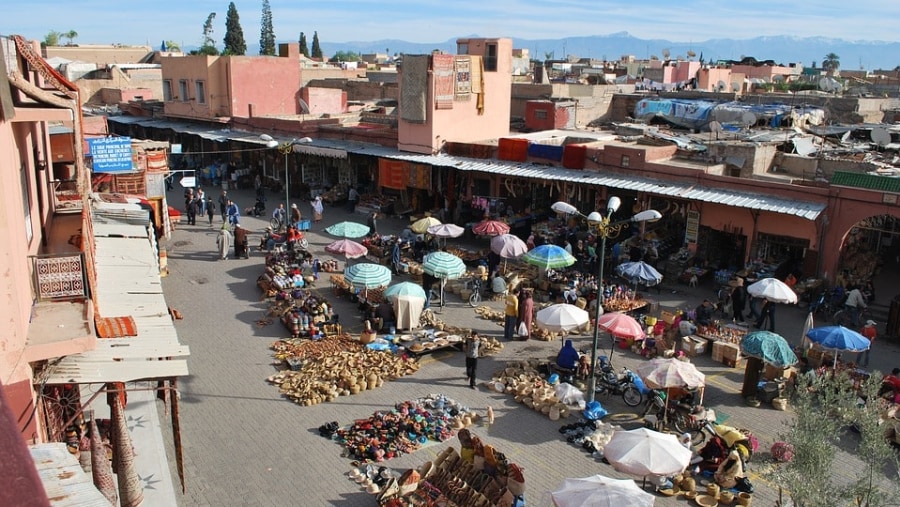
[{"xmin": 634, "ymin": 98, "xmax": 825, "ymax": 131}]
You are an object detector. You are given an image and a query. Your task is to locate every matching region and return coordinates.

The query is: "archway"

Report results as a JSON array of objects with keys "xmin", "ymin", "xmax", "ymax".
[{"xmin": 837, "ymin": 214, "xmax": 900, "ymax": 309}]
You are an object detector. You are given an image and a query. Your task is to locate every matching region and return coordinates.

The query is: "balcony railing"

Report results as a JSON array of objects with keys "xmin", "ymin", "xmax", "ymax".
[{"xmin": 31, "ymin": 253, "xmax": 88, "ymax": 301}]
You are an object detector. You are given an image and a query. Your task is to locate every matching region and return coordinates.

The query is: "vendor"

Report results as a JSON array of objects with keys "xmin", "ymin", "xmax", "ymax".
[
  {"xmin": 695, "ymin": 299, "xmax": 714, "ymax": 326},
  {"xmin": 491, "ymin": 270, "xmax": 508, "ymax": 296},
  {"xmin": 375, "ymin": 302, "xmax": 396, "ymax": 332},
  {"xmin": 556, "ymin": 339, "xmax": 579, "ymax": 371},
  {"xmin": 400, "ymin": 226, "xmax": 416, "ymax": 244},
  {"xmin": 714, "ymin": 450, "xmax": 745, "ymax": 489}
]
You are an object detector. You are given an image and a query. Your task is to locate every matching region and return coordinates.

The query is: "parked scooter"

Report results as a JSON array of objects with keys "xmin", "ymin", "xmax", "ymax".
[{"xmin": 593, "ymin": 355, "xmax": 650, "ymax": 407}]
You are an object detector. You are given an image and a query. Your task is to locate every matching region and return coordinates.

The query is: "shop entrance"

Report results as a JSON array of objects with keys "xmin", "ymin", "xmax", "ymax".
[
  {"xmin": 838, "ymin": 214, "xmax": 900, "ymax": 308},
  {"xmin": 697, "ymin": 226, "xmax": 747, "ymax": 271}
]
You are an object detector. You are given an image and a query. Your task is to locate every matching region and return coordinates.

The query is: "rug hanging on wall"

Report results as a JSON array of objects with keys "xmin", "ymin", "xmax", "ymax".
[
  {"xmin": 400, "ymin": 55, "xmax": 429, "ymax": 123},
  {"xmin": 455, "ymin": 56, "xmax": 471, "ymax": 101},
  {"xmin": 433, "ymin": 54, "xmax": 455, "ymax": 110}
]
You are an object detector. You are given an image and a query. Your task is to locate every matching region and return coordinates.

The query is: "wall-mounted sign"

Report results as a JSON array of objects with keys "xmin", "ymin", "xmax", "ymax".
[
  {"xmin": 882, "ymin": 193, "xmax": 898, "ymax": 205},
  {"xmin": 88, "ymin": 137, "xmax": 133, "ymax": 173},
  {"xmin": 685, "ymin": 210, "xmax": 700, "ymax": 244}
]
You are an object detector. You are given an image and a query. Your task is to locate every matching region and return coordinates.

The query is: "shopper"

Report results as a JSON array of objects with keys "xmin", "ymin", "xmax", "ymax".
[
  {"xmin": 464, "ymin": 331, "xmax": 481, "ymax": 389},
  {"xmin": 504, "ymin": 290, "xmax": 519, "ymax": 341},
  {"xmin": 730, "ymin": 278, "xmax": 747, "ymax": 322},
  {"xmin": 206, "ymin": 198, "xmax": 215, "ymax": 226},
  {"xmin": 311, "ymin": 196, "xmax": 324, "ymax": 226},
  {"xmin": 218, "ymin": 190, "xmax": 229, "ymax": 222}
]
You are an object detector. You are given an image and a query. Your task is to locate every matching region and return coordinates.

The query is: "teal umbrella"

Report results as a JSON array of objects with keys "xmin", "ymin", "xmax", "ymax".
[
  {"xmin": 344, "ymin": 263, "xmax": 391, "ymax": 289},
  {"xmin": 325, "ymin": 221, "xmax": 370, "ymax": 238},
  {"xmin": 384, "ymin": 281, "xmax": 427, "ymax": 299},
  {"xmin": 422, "ymin": 251, "xmax": 466, "ymax": 279},
  {"xmin": 521, "ymin": 244, "xmax": 576, "ymax": 270},
  {"xmin": 741, "ymin": 331, "xmax": 797, "ymax": 368}
]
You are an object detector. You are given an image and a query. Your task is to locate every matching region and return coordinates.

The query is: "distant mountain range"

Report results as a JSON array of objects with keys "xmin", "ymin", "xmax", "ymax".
[{"xmin": 312, "ymin": 32, "xmax": 900, "ymax": 71}]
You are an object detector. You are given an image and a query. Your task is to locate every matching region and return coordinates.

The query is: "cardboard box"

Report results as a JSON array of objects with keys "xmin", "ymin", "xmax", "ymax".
[
  {"xmin": 712, "ymin": 341, "xmax": 742, "ymax": 364},
  {"xmin": 764, "ymin": 364, "xmax": 791, "ymax": 380},
  {"xmin": 681, "ymin": 336, "xmax": 708, "ymax": 357}
]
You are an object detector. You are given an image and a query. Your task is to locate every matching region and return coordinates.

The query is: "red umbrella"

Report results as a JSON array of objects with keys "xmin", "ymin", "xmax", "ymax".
[
  {"xmin": 325, "ymin": 239, "xmax": 368, "ymax": 259},
  {"xmin": 597, "ymin": 312, "xmax": 645, "ymax": 339},
  {"xmin": 472, "ymin": 220, "xmax": 510, "ymax": 237}
]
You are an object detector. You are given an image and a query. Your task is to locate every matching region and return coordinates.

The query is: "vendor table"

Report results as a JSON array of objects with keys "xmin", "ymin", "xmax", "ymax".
[
  {"xmin": 399, "ymin": 331, "xmax": 464, "ymax": 357},
  {"xmin": 603, "ymin": 298, "xmax": 651, "ymax": 314}
]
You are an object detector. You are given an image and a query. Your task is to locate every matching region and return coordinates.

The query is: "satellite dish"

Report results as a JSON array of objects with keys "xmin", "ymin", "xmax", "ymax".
[
  {"xmin": 840, "ymin": 130, "xmax": 852, "ymax": 143},
  {"xmin": 716, "ymin": 80, "xmax": 726, "ymax": 91},
  {"xmin": 731, "ymin": 82, "xmax": 741, "ymax": 92},
  {"xmin": 298, "ymin": 98, "xmax": 310, "ymax": 114},
  {"xmin": 742, "ymin": 112, "xmax": 757, "ymax": 126},
  {"xmin": 872, "ymin": 127, "xmax": 891, "ymax": 147}
]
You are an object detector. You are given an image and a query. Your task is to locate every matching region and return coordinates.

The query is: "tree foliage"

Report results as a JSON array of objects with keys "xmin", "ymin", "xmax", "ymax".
[
  {"xmin": 329, "ymin": 51, "xmax": 360, "ymax": 63},
  {"xmin": 311, "ymin": 31, "xmax": 323, "ymax": 59},
  {"xmin": 765, "ymin": 371, "xmax": 899, "ymax": 507},
  {"xmin": 823, "ymin": 53, "xmax": 841, "ymax": 72},
  {"xmin": 259, "ymin": 0, "xmax": 276, "ymax": 56},
  {"xmin": 298, "ymin": 32, "xmax": 309, "ymax": 57},
  {"xmin": 223, "ymin": 2, "xmax": 247, "ymax": 56},
  {"xmin": 63, "ymin": 30, "xmax": 78, "ymax": 45},
  {"xmin": 165, "ymin": 40, "xmax": 182, "ymax": 52},
  {"xmin": 43, "ymin": 30, "xmax": 61, "ymax": 47},
  {"xmin": 197, "ymin": 12, "xmax": 219, "ymax": 55}
]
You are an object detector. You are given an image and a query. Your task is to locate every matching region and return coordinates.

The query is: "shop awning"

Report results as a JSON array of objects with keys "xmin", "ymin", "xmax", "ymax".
[
  {"xmin": 292, "ymin": 144, "xmax": 347, "ymax": 158},
  {"xmin": 41, "ymin": 202, "xmax": 189, "ymax": 384}
]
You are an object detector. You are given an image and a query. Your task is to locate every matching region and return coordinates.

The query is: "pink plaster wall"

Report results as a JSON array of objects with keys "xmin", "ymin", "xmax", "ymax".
[
  {"xmin": 672, "ymin": 61, "xmax": 701, "ymax": 82},
  {"xmin": 398, "ymin": 38, "xmax": 513, "ymax": 154},
  {"xmin": 697, "ymin": 67, "xmax": 734, "ymax": 92},
  {"xmin": 301, "ymin": 87, "xmax": 347, "ymax": 116}
]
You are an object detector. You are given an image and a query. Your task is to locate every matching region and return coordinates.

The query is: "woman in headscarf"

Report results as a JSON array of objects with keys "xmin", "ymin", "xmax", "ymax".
[
  {"xmin": 517, "ymin": 290, "xmax": 533, "ymax": 341},
  {"xmin": 556, "ymin": 339, "xmax": 579, "ymax": 370},
  {"xmin": 310, "ymin": 196, "xmax": 324, "ymax": 226}
]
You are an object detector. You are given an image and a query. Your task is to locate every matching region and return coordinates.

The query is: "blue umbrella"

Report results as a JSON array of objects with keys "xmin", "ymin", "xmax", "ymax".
[
  {"xmin": 384, "ymin": 281, "xmax": 426, "ymax": 299},
  {"xmin": 616, "ymin": 261, "xmax": 663, "ymax": 287},
  {"xmin": 325, "ymin": 221, "xmax": 370, "ymax": 238},
  {"xmin": 806, "ymin": 325, "xmax": 871, "ymax": 352},
  {"xmin": 521, "ymin": 244, "xmax": 576, "ymax": 270},
  {"xmin": 741, "ymin": 331, "xmax": 798, "ymax": 368}
]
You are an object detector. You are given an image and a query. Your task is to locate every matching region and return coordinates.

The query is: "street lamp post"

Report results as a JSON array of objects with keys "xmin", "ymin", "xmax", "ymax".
[
  {"xmin": 552, "ymin": 198, "xmax": 661, "ymax": 403},
  {"xmin": 260, "ymin": 135, "xmax": 312, "ymax": 214}
]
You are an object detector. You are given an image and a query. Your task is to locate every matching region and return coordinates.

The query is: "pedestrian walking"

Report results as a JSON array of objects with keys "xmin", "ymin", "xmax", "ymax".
[
  {"xmin": 311, "ymin": 196, "xmax": 324, "ymax": 226},
  {"xmin": 184, "ymin": 188, "xmax": 196, "ymax": 225},
  {"xmin": 367, "ymin": 211, "xmax": 379, "ymax": 237},
  {"xmin": 517, "ymin": 290, "xmax": 533, "ymax": 340},
  {"xmin": 504, "ymin": 290, "xmax": 519, "ymax": 341},
  {"xmin": 218, "ymin": 190, "xmax": 229, "ymax": 222},
  {"xmin": 464, "ymin": 331, "xmax": 481, "ymax": 389},
  {"xmin": 730, "ymin": 278, "xmax": 747, "ymax": 322},
  {"xmin": 755, "ymin": 300, "xmax": 776, "ymax": 332},
  {"xmin": 206, "ymin": 198, "xmax": 215, "ymax": 226},
  {"xmin": 290, "ymin": 203, "xmax": 302, "ymax": 228},
  {"xmin": 347, "ymin": 186, "xmax": 360, "ymax": 213},
  {"xmin": 216, "ymin": 225, "xmax": 232, "ymax": 260},
  {"xmin": 225, "ymin": 199, "xmax": 240, "ymax": 227}
]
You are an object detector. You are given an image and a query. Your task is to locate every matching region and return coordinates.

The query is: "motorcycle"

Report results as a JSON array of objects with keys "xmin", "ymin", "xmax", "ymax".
[
  {"xmin": 640, "ymin": 389, "xmax": 715, "ymax": 445},
  {"xmin": 593, "ymin": 356, "xmax": 649, "ymax": 407}
]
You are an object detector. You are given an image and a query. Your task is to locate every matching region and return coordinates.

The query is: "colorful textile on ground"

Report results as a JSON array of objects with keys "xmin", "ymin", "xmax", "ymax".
[
  {"xmin": 95, "ymin": 316, "xmax": 138, "ymax": 338},
  {"xmin": 498, "ymin": 138, "xmax": 529, "ymax": 162},
  {"xmin": 401, "ymin": 55, "xmax": 428, "ymax": 123},
  {"xmin": 455, "ymin": 56, "xmax": 471, "ymax": 101},
  {"xmin": 433, "ymin": 54, "xmax": 455, "ymax": 110},
  {"xmin": 562, "ymin": 144, "xmax": 587, "ymax": 169},
  {"xmin": 332, "ymin": 395, "xmax": 466, "ymax": 463}
]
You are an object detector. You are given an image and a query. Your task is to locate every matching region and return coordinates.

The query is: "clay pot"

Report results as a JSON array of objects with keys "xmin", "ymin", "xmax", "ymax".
[
  {"xmin": 681, "ymin": 476, "xmax": 696, "ymax": 492},
  {"xmin": 706, "ymin": 483, "xmax": 720, "ymax": 497},
  {"xmin": 719, "ymin": 490, "xmax": 735, "ymax": 505},
  {"xmin": 736, "ymin": 492, "xmax": 753, "ymax": 506}
]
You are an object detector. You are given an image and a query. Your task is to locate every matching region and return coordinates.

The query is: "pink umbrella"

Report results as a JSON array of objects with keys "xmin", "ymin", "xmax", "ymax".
[
  {"xmin": 597, "ymin": 312, "xmax": 645, "ymax": 339},
  {"xmin": 472, "ymin": 220, "xmax": 510, "ymax": 237},
  {"xmin": 325, "ymin": 239, "xmax": 368, "ymax": 259}
]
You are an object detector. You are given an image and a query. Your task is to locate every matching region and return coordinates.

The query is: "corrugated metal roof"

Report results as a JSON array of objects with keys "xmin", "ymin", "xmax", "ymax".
[
  {"xmin": 831, "ymin": 171, "xmax": 900, "ymax": 192},
  {"xmin": 43, "ymin": 213, "xmax": 189, "ymax": 384},
  {"xmin": 30, "ymin": 443, "xmax": 112, "ymax": 507}
]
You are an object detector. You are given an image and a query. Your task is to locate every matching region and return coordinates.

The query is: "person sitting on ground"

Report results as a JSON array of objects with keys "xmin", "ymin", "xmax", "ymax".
[
  {"xmin": 556, "ymin": 339, "xmax": 579, "ymax": 371},
  {"xmin": 491, "ymin": 270, "xmax": 508, "ymax": 296},
  {"xmin": 715, "ymin": 450, "xmax": 746, "ymax": 489},
  {"xmin": 263, "ymin": 227, "xmax": 284, "ymax": 253},
  {"xmin": 400, "ymin": 226, "xmax": 416, "ymax": 244},
  {"xmin": 576, "ymin": 355, "xmax": 591, "ymax": 380},
  {"xmin": 880, "ymin": 367, "xmax": 900, "ymax": 401},
  {"xmin": 695, "ymin": 299, "xmax": 714, "ymax": 326}
]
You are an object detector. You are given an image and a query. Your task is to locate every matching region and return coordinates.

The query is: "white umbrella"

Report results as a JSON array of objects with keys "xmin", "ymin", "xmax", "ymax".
[
  {"xmin": 603, "ymin": 427, "xmax": 692, "ymax": 477},
  {"xmin": 426, "ymin": 223, "xmax": 465, "ymax": 238},
  {"xmin": 536, "ymin": 304, "xmax": 591, "ymax": 333},
  {"xmin": 746, "ymin": 277, "xmax": 798, "ymax": 304},
  {"xmin": 551, "ymin": 474, "xmax": 655, "ymax": 507},
  {"xmin": 490, "ymin": 234, "xmax": 528, "ymax": 259},
  {"xmin": 635, "ymin": 358, "xmax": 705, "ymax": 390}
]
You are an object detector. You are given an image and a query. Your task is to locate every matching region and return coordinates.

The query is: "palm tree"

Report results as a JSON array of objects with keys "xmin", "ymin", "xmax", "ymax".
[
  {"xmin": 823, "ymin": 53, "xmax": 840, "ymax": 74},
  {"xmin": 63, "ymin": 30, "xmax": 78, "ymax": 46}
]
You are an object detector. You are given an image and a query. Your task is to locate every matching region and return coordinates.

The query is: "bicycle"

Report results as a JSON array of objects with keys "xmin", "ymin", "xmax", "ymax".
[
  {"xmin": 270, "ymin": 214, "xmax": 287, "ymax": 233},
  {"xmin": 832, "ymin": 306, "xmax": 871, "ymax": 328},
  {"xmin": 468, "ymin": 277, "xmax": 486, "ymax": 307}
]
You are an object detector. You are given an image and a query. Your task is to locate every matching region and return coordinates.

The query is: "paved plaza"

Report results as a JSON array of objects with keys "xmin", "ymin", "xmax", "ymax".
[{"xmin": 156, "ymin": 186, "xmax": 900, "ymax": 506}]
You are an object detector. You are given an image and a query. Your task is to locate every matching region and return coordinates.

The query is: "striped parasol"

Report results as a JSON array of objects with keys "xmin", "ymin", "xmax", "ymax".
[
  {"xmin": 344, "ymin": 263, "xmax": 392, "ymax": 289},
  {"xmin": 521, "ymin": 244, "xmax": 576, "ymax": 270},
  {"xmin": 472, "ymin": 220, "xmax": 510, "ymax": 237},
  {"xmin": 325, "ymin": 221, "xmax": 370, "ymax": 238},
  {"xmin": 422, "ymin": 251, "xmax": 466, "ymax": 279}
]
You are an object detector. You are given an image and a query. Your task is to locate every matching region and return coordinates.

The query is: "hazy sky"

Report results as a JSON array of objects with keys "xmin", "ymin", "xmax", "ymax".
[{"xmin": 5, "ymin": 0, "xmax": 899, "ymax": 47}]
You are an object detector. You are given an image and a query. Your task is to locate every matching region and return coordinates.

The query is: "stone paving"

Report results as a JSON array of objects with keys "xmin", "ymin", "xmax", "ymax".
[{"xmin": 156, "ymin": 186, "xmax": 900, "ymax": 506}]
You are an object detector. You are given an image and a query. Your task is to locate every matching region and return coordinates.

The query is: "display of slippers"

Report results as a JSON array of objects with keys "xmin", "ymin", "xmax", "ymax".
[{"xmin": 318, "ymin": 421, "xmax": 340, "ymax": 438}]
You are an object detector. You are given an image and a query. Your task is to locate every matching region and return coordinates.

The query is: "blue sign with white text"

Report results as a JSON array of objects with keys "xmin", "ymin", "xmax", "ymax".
[{"xmin": 88, "ymin": 137, "xmax": 133, "ymax": 173}]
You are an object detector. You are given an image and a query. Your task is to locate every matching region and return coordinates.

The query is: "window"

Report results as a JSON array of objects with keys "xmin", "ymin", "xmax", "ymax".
[
  {"xmin": 162, "ymin": 80, "xmax": 173, "ymax": 101},
  {"xmin": 195, "ymin": 80, "xmax": 206, "ymax": 104},
  {"xmin": 534, "ymin": 110, "xmax": 547, "ymax": 120},
  {"xmin": 621, "ymin": 155, "xmax": 630, "ymax": 167},
  {"xmin": 457, "ymin": 43, "xmax": 468, "ymax": 55},
  {"xmin": 178, "ymin": 79, "xmax": 189, "ymax": 102},
  {"xmin": 484, "ymin": 43, "xmax": 497, "ymax": 72}
]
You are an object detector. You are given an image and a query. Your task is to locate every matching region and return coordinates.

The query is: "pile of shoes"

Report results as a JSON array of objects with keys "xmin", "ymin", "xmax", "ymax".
[
  {"xmin": 559, "ymin": 419, "xmax": 620, "ymax": 457},
  {"xmin": 348, "ymin": 464, "xmax": 398, "ymax": 496}
]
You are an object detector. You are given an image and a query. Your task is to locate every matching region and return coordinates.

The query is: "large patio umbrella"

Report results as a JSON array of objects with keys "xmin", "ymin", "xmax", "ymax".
[
  {"xmin": 490, "ymin": 234, "xmax": 528, "ymax": 259},
  {"xmin": 740, "ymin": 330, "xmax": 798, "ymax": 397},
  {"xmin": 806, "ymin": 325, "xmax": 871, "ymax": 366},
  {"xmin": 551, "ymin": 474, "xmax": 655, "ymax": 507},
  {"xmin": 521, "ymin": 244, "xmax": 576, "ymax": 270},
  {"xmin": 423, "ymin": 251, "xmax": 466, "ymax": 310},
  {"xmin": 325, "ymin": 221, "xmax": 370, "ymax": 238},
  {"xmin": 747, "ymin": 277, "xmax": 798, "ymax": 304},
  {"xmin": 344, "ymin": 263, "xmax": 392, "ymax": 298},
  {"xmin": 472, "ymin": 219, "xmax": 510, "ymax": 237},
  {"xmin": 616, "ymin": 261, "xmax": 663, "ymax": 287},
  {"xmin": 536, "ymin": 304, "xmax": 591, "ymax": 333},
  {"xmin": 603, "ymin": 427, "xmax": 692, "ymax": 478},
  {"xmin": 325, "ymin": 239, "xmax": 368, "ymax": 259},
  {"xmin": 411, "ymin": 216, "xmax": 441, "ymax": 234},
  {"xmin": 636, "ymin": 357, "xmax": 705, "ymax": 390},
  {"xmin": 426, "ymin": 223, "xmax": 465, "ymax": 238},
  {"xmin": 385, "ymin": 282, "xmax": 427, "ymax": 330},
  {"xmin": 597, "ymin": 312, "xmax": 644, "ymax": 362}
]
